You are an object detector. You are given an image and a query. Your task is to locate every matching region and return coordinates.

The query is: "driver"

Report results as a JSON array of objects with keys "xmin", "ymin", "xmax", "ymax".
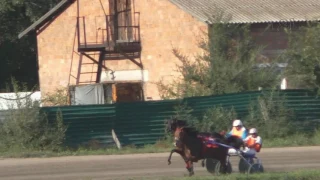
[
  {"xmin": 226, "ymin": 119, "xmax": 248, "ymax": 140},
  {"xmin": 226, "ymin": 119, "xmax": 248, "ymax": 155},
  {"xmin": 242, "ymin": 128, "xmax": 262, "ymax": 156}
]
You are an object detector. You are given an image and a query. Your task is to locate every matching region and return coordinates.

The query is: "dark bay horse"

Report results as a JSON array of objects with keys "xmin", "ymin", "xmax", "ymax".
[
  {"xmin": 166, "ymin": 118, "xmax": 189, "ymax": 165},
  {"xmin": 165, "ymin": 118, "xmax": 244, "ymax": 176},
  {"xmin": 173, "ymin": 126, "xmax": 230, "ymax": 176}
]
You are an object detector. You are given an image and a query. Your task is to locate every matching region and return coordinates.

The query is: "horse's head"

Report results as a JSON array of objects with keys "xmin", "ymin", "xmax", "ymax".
[
  {"xmin": 173, "ymin": 125, "xmax": 198, "ymax": 143},
  {"xmin": 165, "ymin": 118, "xmax": 176, "ymax": 133},
  {"xmin": 165, "ymin": 118, "xmax": 188, "ymax": 134},
  {"xmin": 173, "ymin": 126, "xmax": 185, "ymax": 147}
]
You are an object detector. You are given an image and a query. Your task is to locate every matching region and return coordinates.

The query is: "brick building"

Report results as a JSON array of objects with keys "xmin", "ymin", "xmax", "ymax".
[{"xmin": 18, "ymin": 0, "xmax": 320, "ymax": 105}]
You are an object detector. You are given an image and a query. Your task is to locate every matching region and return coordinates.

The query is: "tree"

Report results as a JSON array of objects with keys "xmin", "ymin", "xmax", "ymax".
[
  {"xmin": 283, "ymin": 22, "xmax": 320, "ymax": 92},
  {"xmin": 0, "ymin": 0, "xmax": 60, "ymax": 92},
  {"xmin": 157, "ymin": 13, "xmax": 281, "ymax": 99}
]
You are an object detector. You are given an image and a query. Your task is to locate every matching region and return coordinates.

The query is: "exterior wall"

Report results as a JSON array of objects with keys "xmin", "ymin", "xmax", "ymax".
[
  {"xmin": 36, "ymin": 0, "xmax": 206, "ymax": 102},
  {"xmin": 36, "ymin": 0, "xmax": 108, "ymax": 98},
  {"xmin": 250, "ymin": 22, "xmax": 305, "ymax": 61}
]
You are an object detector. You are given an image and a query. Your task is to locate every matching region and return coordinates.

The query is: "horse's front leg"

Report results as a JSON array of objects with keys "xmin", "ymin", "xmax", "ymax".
[
  {"xmin": 185, "ymin": 160, "xmax": 195, "ymax": 176},
  {"xmin": 185, "ymin": 155, "xmax": 198, "ymax": 176},
  {"xmin": 168, "ymin": 149, "xmax": 185, "ymax": 165}
]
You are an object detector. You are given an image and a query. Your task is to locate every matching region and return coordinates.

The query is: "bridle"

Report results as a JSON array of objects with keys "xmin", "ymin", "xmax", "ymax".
[{"xmin": 173, "ymin": 127, "xmax": 184, "ymax": 147}]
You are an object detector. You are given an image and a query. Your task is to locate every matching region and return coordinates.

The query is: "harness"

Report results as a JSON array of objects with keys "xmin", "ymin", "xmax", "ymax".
[{"xmin": 197, "ymin": 135, "xmax": 225, "ymax": 156}]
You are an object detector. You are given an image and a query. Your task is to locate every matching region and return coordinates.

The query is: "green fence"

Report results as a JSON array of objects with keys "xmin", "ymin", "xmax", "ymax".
[{"xmin": 41, "ymin": 89, "xmax": 320, "ymax": 147}]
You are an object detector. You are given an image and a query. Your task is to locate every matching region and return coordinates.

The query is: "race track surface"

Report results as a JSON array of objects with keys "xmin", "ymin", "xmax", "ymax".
[{"xmin": 0, "ymin": 146, "xmax": 319, "ymax": 180}]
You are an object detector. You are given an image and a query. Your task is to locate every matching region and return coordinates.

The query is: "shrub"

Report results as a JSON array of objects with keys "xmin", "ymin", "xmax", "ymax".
[
  {"xmin": 171, "ymin": 102, "xmax": 237, "ymax": 133},
  {"xmin": 243, "ymin": 90, "xmax": 296, "ymax": 139},
  {"xmin": 42, "ymin": 87, "xmax": 70, "ymax": 106},
  {"xmin": 0, "ymin": 78, "xmax": 67, "ymax": 151},
  {"xmin": 195, "ymin": 105, "xmax": 237, "ymax": 133},
  {"xmin": 170, "ymin": 90, "xmax": 297, "ymax": 139}
]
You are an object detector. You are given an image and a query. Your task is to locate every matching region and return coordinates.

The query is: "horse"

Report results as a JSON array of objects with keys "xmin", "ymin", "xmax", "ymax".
[
  {"xmin": 173, "ymin": 125, "xmax": 230, "ymax": 176},
  {"xmin": 165, "ymin": 118, "xmax": 244, "ymax": 149},
  {"xmin": 165, "ymin": 118, "xmax": 245, "ymax": 176},
  {"xmin": 165, "ymin": 118, "xmax": 189, "ymax": 166}
]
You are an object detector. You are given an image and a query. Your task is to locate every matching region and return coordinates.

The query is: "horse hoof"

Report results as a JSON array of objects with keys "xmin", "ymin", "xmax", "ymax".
[{"xmin": 168, "ymin": 161, "xmax": 171, "ymax": 165}]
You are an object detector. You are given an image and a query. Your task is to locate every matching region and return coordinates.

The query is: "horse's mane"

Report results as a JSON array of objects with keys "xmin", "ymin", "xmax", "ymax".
[
  {"xmin": 181, "ymin": 126, "xmax": 199, "ymax": 138},
  {"xmin": 166, "ymin": 118, "xmax": 188, "ymax": 127},
  {"xmin": 174, "ymin": 119, "xmax": 188, "ymax": 126},
  {"xmin": 166, "ymin": 118, "xmax": 199, "ymax": 137}
]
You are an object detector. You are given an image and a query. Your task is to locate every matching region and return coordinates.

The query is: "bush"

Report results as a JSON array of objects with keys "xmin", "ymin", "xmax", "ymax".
[
  {"xmin": 195, "ymin": 105, "xmax": 237, "ymax": 133},
  {"xmin": 171, "ymin": 102, "xmax": 238, "ymax": 133},
  {"xmin": 171, "ymin": 90, "xmax": 298, "ymax": 139},
  {"xmin": 41, "ymin": 87, "xmax": 70, "ymax": 106},
  {"xmin": 172, "ymin": 102, "xmax": 199, "ymax": 124},
  {"xmin": 283, "ymin": 22, "xmax": 320, "ymax": 92},
  {"xmin": 0, "ymin": 78, "xmax": 67, "ymax": 151},
  {"xmin": 243, "ymin": 90, "xmax": 296, "ymax": 139}
]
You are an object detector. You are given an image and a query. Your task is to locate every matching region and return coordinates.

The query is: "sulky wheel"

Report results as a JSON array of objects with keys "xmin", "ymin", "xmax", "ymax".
[
  {"xmin": 238, "ymin": 158, "xmax": 253, "ymax": 173},
  {"xmin": 205, "ymin": 158, "xmax": 219, "ymax": 174},
  {"xmin": 247, "ymin": 163, "xmax": 264, "ymax": 174},
  {"xmin": 214, "ymin": 161, "xmax": 232, "ymax": 175}
]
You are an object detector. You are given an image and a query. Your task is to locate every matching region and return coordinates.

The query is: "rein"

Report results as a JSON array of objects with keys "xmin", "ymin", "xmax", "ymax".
[{"xmin": 206, "ymin": 139, "xmax": 238, "ymax": 149}]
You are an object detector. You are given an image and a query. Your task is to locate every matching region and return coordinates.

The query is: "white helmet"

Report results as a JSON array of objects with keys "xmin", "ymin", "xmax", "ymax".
[
  {"xmin": 249, "ymin": 128, "xmax": 258, "ymax": 134},
  {"xmin": 233, "ymin": 119, "xmax": 243, "ymax": 126}
]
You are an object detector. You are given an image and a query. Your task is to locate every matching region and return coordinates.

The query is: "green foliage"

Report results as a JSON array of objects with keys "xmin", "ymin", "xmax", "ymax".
[
  {"xmin": 283, "ymin": 22, "xmax": 320, "ymax": 92},
  {"xmin": 244, "ymin": 91, "xmax": 296, "ymax": 139},
  {"xmin": 0, "ymin": 78, "xmax": 67, "ymax": 151},
  {"xmin": 0, "ymin": 0, "xmax": 60, "ymax": 42},
  {"xmin": 157, "ymin": 12, "xmax": 281, "ymax": 99},
  {"xmin": 194, "ymin": 106, "xmax": 237, "ymax": 133},
  {"xmin": 42, "ymin": 87, "xmax": 70, "ymax": 106},
  {"xmin": 164, "ymin": 102, "xmax": 199, "ymax": 143},
  {"xmin": 172, "ymin": 102, "xmax": 198, "ymax": 123},
  {"xmin": 175, "ymin": 90, "xmax": 297, "ymax": 139},
  {"xmin": 0, "ymin": 0, "xmax": 60, "ymax": 22},
  {"xmin": 0, "ymin": 0, "xmax": 61, "ymax": 91}
]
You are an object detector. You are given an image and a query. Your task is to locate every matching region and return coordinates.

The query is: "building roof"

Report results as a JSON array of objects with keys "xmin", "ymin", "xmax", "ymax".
[
  {"xmin": 18, "ymin": 0, "xmax": 75, "ymax": 39},
  {"xmin": 18, "ymin": 0, "xmax": 320, "ymax": 39},
  {"xmin": 169, "ymin": 0, "xmax": 320, "ymax": 24}
]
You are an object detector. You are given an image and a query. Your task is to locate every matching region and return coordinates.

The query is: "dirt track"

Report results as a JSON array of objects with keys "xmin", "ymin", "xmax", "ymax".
[{"xmin": 0, "ymin": 146, "xmax": 319, "ymax": 180}]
